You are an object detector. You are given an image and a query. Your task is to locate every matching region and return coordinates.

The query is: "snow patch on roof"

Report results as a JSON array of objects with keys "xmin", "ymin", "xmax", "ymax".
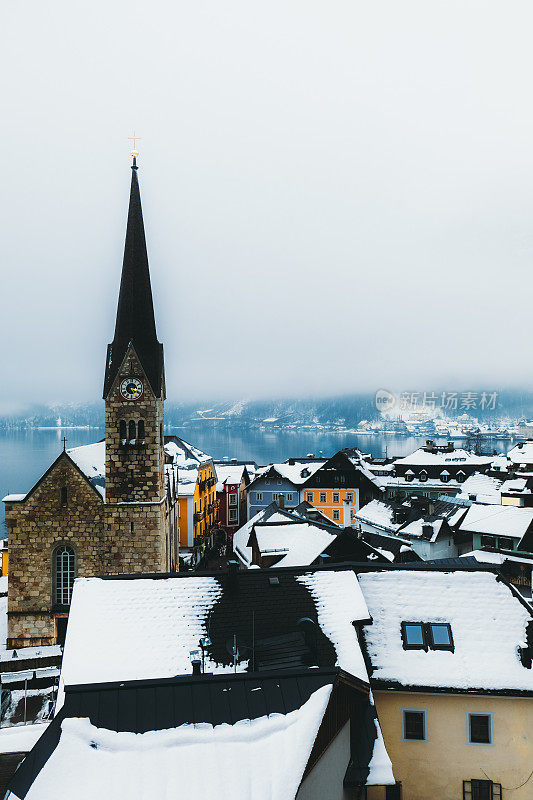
[
  {"xmin": 253, "ymin": 523, "xmax": 336, "ymax": 568},
  {"xmin": 67, "ymin": 442, "xmax": 105, "ymax": 498}
]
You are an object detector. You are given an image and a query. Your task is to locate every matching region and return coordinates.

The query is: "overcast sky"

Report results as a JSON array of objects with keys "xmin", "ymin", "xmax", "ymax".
[{"xmin": 2, "ymin": 1, "xmax": 533, "ymax": 409}]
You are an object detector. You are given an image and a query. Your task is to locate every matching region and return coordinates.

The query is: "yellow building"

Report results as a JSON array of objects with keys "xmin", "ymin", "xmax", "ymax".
[
  {"xmin": 0, "ymin": 541, "xmax": 7, "ymax": 576},
  {"xmin": 357, "ymin": 567, "xmax": 533, "ymax": 800},
  {"xmin": 164, "ymin": 436, "xmax": 217, "ymax": 567}
]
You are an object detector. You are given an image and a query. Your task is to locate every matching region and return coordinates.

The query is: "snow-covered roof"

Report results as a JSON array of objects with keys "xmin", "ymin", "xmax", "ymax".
[
  {"xmin": 60, "ymin": 576, "xmax": 223, "ymax": 689},
  {"xmin": 164, "ymin": 437, "xmax": 211, "ymax": 467},
  {"xmin": 249, "ymin": 461, "xmax": 326, "ymax": 488},
  {"xmin": 358, "ymin": 570, "xmax": 533, "ymax": 692},
  {"xmin": 18, "ymin": 688, "xmax": 333, "ymax": 800},
  {"xmin": 508, "ymin": 441, "xmax": 533, "ymax": 465},
  {"xmin": 501, "ymin": 478, "xmax": 531, "ymax": 494},
  {"xmin": 355, "ymin": 500, "xmax": 400, "ymax": 534},
  {"xmin": 67, "ymin": 442, "xmax": 105, "ymax": 498},
  {"xmin": 461, "ymin": 550, "xmax": 533, "ymax": 566},
  {"xmin": 459, "ymin": 503, "xmax": 533, "ymax": 539},
  {"xmin": 215, "ymin": 463, "xmax": 247, "ymax": 492},
  {"xmin": 233, "ymin": 506, "xmax": 296, "ymax": 566},
  {"xmin": 0, "ymin": 722, "xmax": 49, "ymax": 754},
  {"xmin": 394, "ymin": 448, "xmax": 492, "ymax": 467},
  {"xmin": 455, "ymin": 473, "xmax": 503, "ymax": 504},
  {"xmin": 400, "ymin": 518, "xmax": 443, "ymax": 542},
  {"xmin": 1, "ymin": 494, "xmax": 26, "ymax": 503},
  {"xmin": 253, "ymin": 522, "xmax": 336, "ymax": 567}
]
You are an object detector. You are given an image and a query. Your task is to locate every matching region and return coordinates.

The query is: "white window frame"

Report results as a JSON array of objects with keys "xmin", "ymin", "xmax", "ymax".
[
  {"xmin": 255, "ymin": 492, "xmax": 263, "ymax": 503},
  {"xmin": 286, "ymin": 493, "xmax": 293, "ymax": 502},
  {"xmin": 320, "ymin": 492, "xmax": 327, "ymax": 503},
  {"xmin": 346, "ymin": 492, "xmax": 353, "ymax": 502},
  {"xmin": 332, "ymin": 492, "xmax": 340, "ymax": 503},
  {"xmin": 306, "ymin": 492, "xmax": 313, "ymax": 502},
  {"xmin": 228, "ymin": 494, "xmax": 237, "ymax": 506},
  {"xmin": 228, "ymin": 508, "xmax": 238, "ymax": 523}
]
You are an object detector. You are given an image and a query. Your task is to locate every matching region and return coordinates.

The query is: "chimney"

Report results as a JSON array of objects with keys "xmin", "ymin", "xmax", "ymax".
[{"xmin": 342, "ymin": 498, "xmax": 352, "ymax": 527}]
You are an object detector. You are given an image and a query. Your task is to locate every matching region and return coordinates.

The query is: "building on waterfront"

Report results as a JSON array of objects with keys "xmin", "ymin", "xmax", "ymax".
[
  {"xmin": 214, "ymin": 462, "xmax": 253, "ymax": 541},
  {"xmin": 301, "ymin": 450, "xmax": 382, "ymax": 525},
  {"xmin": 382, "ymin": 441, "xmax": 493, "ymax": 501},
  {"xmin": 2, "ymin": 158, "xmax": 179, "ymax": 648},
  {"xmin": 245, "ymin": 459, "xmax": 325, "ymax": 519}
]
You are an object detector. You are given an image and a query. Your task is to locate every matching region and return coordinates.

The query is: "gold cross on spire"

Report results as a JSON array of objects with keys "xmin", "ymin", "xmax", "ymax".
[{"xmin": 128, "ymin": 132, "xmax": 141, "ymax": 153}]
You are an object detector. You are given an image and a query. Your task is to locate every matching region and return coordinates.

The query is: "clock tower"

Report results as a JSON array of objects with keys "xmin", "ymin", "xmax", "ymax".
[{"xmin": 102, "ymin": 156, "xmax": 168, "ymax": 573}]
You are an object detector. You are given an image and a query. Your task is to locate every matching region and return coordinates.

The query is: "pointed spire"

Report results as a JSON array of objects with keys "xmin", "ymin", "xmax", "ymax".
[{"xmin": 103, "ymin": 163, "xmax": 164, "ymax": 398}]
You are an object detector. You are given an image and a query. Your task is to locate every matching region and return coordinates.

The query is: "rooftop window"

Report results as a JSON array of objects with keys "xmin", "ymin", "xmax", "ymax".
[{"xmin": 401, "ymin": 621, "xmax": 454, "ymax": 652}]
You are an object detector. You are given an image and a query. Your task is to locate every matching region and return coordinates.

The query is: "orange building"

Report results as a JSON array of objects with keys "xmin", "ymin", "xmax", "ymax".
[{"xmin": 301, "ymin": 450, "xmax": 381, "ymax": 525}]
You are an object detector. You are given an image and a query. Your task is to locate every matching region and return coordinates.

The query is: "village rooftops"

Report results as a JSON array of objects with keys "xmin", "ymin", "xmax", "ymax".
[
  {"xmin": 247, "ymin": 460, "xmax": 326, "ymax": 489},
  {"xmin": 455, "ymin": 472, "xmax": 504, "ymax": 504},
  {"xmin": 358, "ymin": 569, "xmax": 533, "ymax": 694}
]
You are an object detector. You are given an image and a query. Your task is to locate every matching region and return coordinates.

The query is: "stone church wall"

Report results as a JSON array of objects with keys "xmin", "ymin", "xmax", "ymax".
[{"xmin": 5, "ymin": 456, "xmax": 105, "ymax": 647}]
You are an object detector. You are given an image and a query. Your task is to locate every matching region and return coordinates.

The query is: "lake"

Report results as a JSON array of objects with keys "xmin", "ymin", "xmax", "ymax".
[{"xmin": 0, "ymin": 426, "xmax": 512, "ymax": 536}]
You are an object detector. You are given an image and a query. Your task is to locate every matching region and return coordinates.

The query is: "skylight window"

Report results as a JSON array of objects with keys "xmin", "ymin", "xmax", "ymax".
[
  {"xmin": 428, "ymin": 623, "xmax": 454, "ymax": 651},
  {"xmin": 401, "ymin": 622, "xmax": 454, "ymax": 652},
  {"xmin": 401, "ymin": 623, "xmax": 426, "ymax": 649}
]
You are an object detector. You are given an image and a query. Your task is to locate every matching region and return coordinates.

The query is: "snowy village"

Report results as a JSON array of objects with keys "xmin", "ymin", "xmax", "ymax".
[
  {"xmin": 0, "ymin": 153, "xmax": 531, "ymax": 800},
  {"xmin": 4, "ymin": 3, "xmax": 533, "ymax": 800}
]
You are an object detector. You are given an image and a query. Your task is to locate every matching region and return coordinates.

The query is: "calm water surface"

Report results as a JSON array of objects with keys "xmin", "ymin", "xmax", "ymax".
[{"xmin": 0, "ymin": 426, "xmax": 512, "ymax": 536}]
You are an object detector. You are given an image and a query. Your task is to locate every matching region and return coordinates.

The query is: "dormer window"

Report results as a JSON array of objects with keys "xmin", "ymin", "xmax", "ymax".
[
  {"xmin": 405, "ymin": 470, "xmax": 414, "ymax": 483},
  {"xmin": 457, "ymin": 470, "xmax": 466, "ymax": 483},
  {"xmin": 419, "ymin": 470, "xmax": 428, "ymax": 483},
  {"xmin": 440, "ymin": 470, "xmax": 450, "ymax": 483}
]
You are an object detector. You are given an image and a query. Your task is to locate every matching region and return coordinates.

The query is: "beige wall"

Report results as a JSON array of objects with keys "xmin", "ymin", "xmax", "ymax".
[
  {"xmin": 374, "ymin": 690, "xmax": 533, "ymax": 800},
  {"xmin": 297, "ymin": 722, "xmax": 351, "ymax": 800}
]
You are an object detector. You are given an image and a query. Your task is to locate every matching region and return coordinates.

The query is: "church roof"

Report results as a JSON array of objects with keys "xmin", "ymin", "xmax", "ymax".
[{"xmin": 103, "ymin": 166, "xmax": 164, "ymax": 398}]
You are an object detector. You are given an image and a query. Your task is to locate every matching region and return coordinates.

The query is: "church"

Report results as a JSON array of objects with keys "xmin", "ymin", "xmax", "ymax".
[{"xmin": 3, "ymin": 155, "xmax": 180, "ymax": 648}]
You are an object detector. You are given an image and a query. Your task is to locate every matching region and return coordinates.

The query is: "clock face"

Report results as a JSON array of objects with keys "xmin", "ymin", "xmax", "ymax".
[{"xmin": 120, "ymin": 377, "xmax": 144, "ymax": 400}]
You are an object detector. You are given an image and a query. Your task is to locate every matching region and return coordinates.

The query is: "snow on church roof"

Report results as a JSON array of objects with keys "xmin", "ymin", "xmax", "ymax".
[
  {"xmin": 67, "ymin": 442, "xmax": 105, "ymax": 498},
  {"xmin": 358, "ymin": 570, "xmax": 533, "ymax": 692}
]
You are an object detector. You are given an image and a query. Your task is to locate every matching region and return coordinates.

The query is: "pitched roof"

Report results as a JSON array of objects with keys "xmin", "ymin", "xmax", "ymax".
[
  {"xmin": 358, "ymin": 569, "xmax": 533, "ymax": 693},
  {"xmin": 10, "ymin": 674, "xmax": 336, "ymax": 800},
  {"xmin": 508, "ymin": 441, "xmax": 533, "ymax": 464},
  {"xmin": 67, "ymin": 442, "xmax": 105, "ymax": 499},
  {"xmin": 103, "ymin": 166, "xmax": 164, "ymax": 398},
  {"xmin": 252, "ymin": 522, "xmax": 337, "ymax": 567},
  {"xmin": 459, "ymin": 503, "xmax": 533, "ymax": 539}
]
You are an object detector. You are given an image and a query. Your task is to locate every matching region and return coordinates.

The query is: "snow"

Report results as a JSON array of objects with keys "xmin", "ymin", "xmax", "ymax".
[
  {"xmin": 164, "ymin": 438, "xmax": 211, "ymax": 467},
  {"xmin": 508, "ymin": 442, "xmax": 533, "ymax": 465},
  {"xmin": 366, "ymin": 716, "xmax": 395, "ymax": 786},
  {"xmin": 1, "ymin": 494, "xmax": 26, "ymax": 503},
  {"xmin": 21, "ymin": 687, "xmax": 333, "ymax": 800},
  {"xmin": 253, "ymin": 523, "xmax": 336, "ymax": 567},
  {"xmin": 358, "ymin": 570, "xmax": 533, "ymax": 691},
  {"xmin": 0, "ymin": 575, "xmax": 7, "ymax": 594},
  {"xmin": 501, "ymin": 478, "xmax": 530, "ymax": 494},
  {"xmin": 215, "ymin": 464, "xmax": 246, "ymax": 489},
  {"xmin": 400, "ymin": 519, "xmax": 442, "ymax": 542},
  {"xmin": 233, "ymin": 508, "xmax": 293, "ymax": 566},
  {"xmin": 462, "ymin": 549, "xmax": 533, "ymax": 565},
  {"xmin": 459, "ymin": 503, "xmax": 533, "ymax": 539},
  {"xmin": 67, "ymin": 442, "xmax": 105, "ymax": 499},
  {"xmin": 0, "ymin": 722, "xmax": 49, "ymax": 754},
  {"xmin": 297, "ymin": 571, "xmax": 370, "ymax": 682},
  {"xmin": 60, "ymin": 576, "xmax": 223, "ymax": 692},
  {"xmin": 251, "ymin": 461, "xmax": 326, "ymax": 488},
  {"xmin": 355, "ymin": 500, "xmax": 399, "ymax": 534},
  {"xmin": 394, "ymin": 448, "xmax": 492, "ymax": 467},
  {"xmin": 456, "ymin": 473, "xmax": 503, "ymax": 504}
]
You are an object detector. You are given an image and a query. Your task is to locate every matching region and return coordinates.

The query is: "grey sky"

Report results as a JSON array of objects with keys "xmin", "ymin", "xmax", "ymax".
[{"xmin": 2, "ymin": 1, "xmax": 532, "ymax": 409}]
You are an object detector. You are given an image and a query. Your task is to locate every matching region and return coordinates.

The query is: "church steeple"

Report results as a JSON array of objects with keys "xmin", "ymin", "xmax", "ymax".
[{"xmin": 103, "ymin": 161, "xmax": 164, "ymax": 399}]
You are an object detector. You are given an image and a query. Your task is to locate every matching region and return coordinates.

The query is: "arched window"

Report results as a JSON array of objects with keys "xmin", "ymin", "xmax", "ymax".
[
  {"xmin": 128, "ymin": 420, "xmax": 136, "ymax": 444},
  {"xmin": 138, "ymin": 419, "xmax": 145, "ymax": 443},
  {"xmin": 119, "ymin": 420, "xmax": 127, "ymax": 443},
  {"xmin": 54, "ymin": 545, "xmax": 75, "ymax": 606}
]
